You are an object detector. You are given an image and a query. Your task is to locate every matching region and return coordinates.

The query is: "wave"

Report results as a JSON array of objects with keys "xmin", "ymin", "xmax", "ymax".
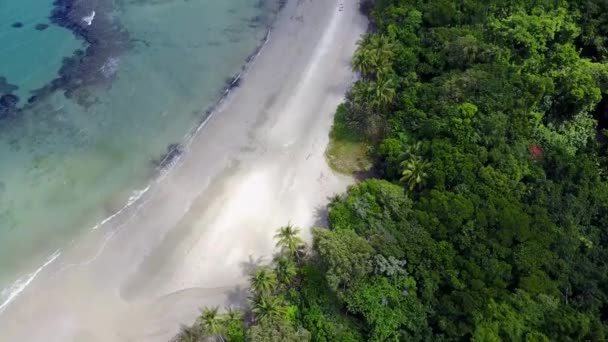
[
  {"xmin": 82, "ymin": 11, "xmax": 96, "ymax": 26},
  {"xmin": 91, "ymin": 185, "xmax": 151, "ymax": 230},
  {"xmin": 0, "ymin": 250, "xmax": 61, "ymax": 314},
  {"xmin": 154, "ymin": 28, "xmax": 274, "ymax": 182},
  {"xmin": 192, "ymin": 30, "xmax": 272, "ymax": 140}
]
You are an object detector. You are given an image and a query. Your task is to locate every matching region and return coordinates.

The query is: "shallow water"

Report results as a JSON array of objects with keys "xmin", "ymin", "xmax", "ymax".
[{"xmin": 0, "ymin": 0, "xmax": 280, "ymax": 309}]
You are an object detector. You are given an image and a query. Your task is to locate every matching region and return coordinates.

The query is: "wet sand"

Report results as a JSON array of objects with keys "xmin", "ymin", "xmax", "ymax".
[{"xmin": 0, "ymin": 0, "xmax": 367, "ymax": 340}]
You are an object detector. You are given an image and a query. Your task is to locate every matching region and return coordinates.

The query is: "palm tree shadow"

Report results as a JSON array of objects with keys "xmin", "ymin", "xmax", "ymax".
[
  {"xmin": 239, "ymin": 255, "xmax": 265, "ymax": 276},
  {"xmin": 225, "ymin": 285, "xmax": 256, "ymax": 324},
  {"xmin": 314, "ymin": 192, "xmax": 347, "ymax": 229},
  {"xmin": 225, "ymin": 285, "xmax": 250, "ymax": 309},
  {"xmin": 170, "ymin": 324, "xmax": 201, "ymax": 342},
  {"xmin": 313, "ymin": 203, "xmax": 330, "ymax": 228}
]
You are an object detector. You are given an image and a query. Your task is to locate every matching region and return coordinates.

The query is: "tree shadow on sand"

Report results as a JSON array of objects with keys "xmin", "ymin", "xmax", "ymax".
[
  {"xmin": 312, "ymin": 203, "xmax": 330, "ymax": 228},
  {"xmin": 225, "ymin": 284, "xmax": 250, "ymax": 309},
  {"xmin": 239, "ymin": 255, "xmax": 265, "ymax": 276}
]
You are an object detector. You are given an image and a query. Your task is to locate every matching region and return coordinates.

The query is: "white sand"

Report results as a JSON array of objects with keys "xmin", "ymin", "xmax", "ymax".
[{"xmin": 0, "ymin": 0, "xmax": 367, "ymax": 340}]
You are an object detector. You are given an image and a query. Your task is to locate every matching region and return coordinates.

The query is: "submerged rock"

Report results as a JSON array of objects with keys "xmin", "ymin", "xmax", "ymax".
[
  {"xmin": 0, "ymin": 94, "xmax": 19, "ymax": 107},
  {"xmin": 0, "ymin": 94, "xmax": 19, "ymax": 119},
  {"xmin": 20, "ymin": 0, "xmax": 133, "ymax": 110},
  {"xmin": 35, "ymin": 23, "xmax": 50, "ymax": 31},
  {"xmin": 11, "ymin": 22, "xmax": 23, "ymax": 28},
  {"xmin": 0, "ymin": 77, "xmax": 18, "ymax": 94},
  {"xmin": 153, "ymin": 143, "xmax": 183, "ymax": 169},
  {"xmin": 226, "ymin": 74, "xmax": 241, "ymax": 90}
]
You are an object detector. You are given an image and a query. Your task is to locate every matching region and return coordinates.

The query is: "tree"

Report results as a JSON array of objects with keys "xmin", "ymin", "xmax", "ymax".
[
  {"xmin": 249, "ymin": 317, "xmax": 311, "ymax": 342},
  {"xmin": 251, "ymin": 295, "xmax": 287, "ymax": 322},
  {"xmin": 369, "ymin": 76, "xmax": 397, "ymax": 110},
  {"xmin": 397, "ymin": 141, "xmax": 422, "ymax": 164},
  {"xmin": 175, "ymin": 325, "xmax": 202, "ymax": 342},
  {"xmin": 274, "ymin": 224, "xmax": 305, "ymax": 262},
  {"xmin": 352, "ymin": 43, "xmax": 376, "ymax": 79},
  {"xmin": 313, "ymin": 228, "xmax": 374, "ymax": 293},
  {"xmin": 345, "ymin": 276, "xmax": 426, "ymax": 341},
  {"xmin": 225, "ymin": 306, "xmax": 243, "ymax": 321},
  {"xmin": 225, "ymin": 307, "xmax": 246, "ymax": 342},
  {"xmin": 352, "ymin": 35, "xmax": 395, "ymax": 79},
  {"xmin": 250, "ymin": 267, "xmax": 278, "ymax": 298},
  {"xmin": 274, "ymin": 254, "xmax": 298, "ymax": 287},
  {"xmin": 199, "ymin": 307, "xmax": 225, "ymax": 342},
  {"xmin": 399, "ymin": 156, "xmax": 430, "ymax": 191}
]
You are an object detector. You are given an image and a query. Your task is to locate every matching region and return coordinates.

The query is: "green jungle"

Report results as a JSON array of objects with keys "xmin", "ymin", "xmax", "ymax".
[{"xmin": 177, "ymin": 0, "xmax": 608, "ymax": 340}]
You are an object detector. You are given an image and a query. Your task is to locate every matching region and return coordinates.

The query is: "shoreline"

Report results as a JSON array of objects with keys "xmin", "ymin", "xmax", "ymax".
[
  {"xmin": 0, "ymin": 3, "xmax": 282, "ymax": 315},
  {"xmin": 0, "ymin": 0, "xmax": 367, "ymax": 340}
]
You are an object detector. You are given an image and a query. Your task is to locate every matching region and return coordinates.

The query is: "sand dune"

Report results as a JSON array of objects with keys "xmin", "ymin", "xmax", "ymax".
[{"xmin": 0, "ymin": 0, "xmax": 367, "ymax": 340}]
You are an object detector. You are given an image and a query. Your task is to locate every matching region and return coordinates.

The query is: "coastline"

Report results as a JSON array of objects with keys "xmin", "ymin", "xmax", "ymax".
[
  {"xmin": 0, "ymin": 1, "xmax": 281, "ymax": 315},
  {"xmin": 0, "ymin": 0, "xmax": 367, "ymax": 340}
]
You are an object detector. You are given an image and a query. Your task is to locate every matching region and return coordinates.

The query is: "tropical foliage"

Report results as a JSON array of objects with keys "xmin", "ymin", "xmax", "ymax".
[
  {"xmin": 175, "ymin": 225, "xmax": 309, "ymax": 342},
  {"xmin": 177, "ymin": 0, "xmax": 608, "ymax": 340},
  {"xmin": 299, "ymin": 0, "xmax": 608, "ymax": 340}
]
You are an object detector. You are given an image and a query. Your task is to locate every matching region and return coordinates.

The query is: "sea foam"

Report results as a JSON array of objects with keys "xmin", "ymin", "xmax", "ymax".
[
  {"xmin": 0, "ymin": 250, "xmax": 61, "ymax": 314},
  {"xmin": 82, "ymin": 11, "xmax": 96, "ymax": 26},
  {"xmin": 92, "ymin": 185, "xmax": 150, "ymax": 230}
]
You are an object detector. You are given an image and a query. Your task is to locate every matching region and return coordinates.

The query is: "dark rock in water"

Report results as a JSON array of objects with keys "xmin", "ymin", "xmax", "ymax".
[
  {"xmin": 0, "ymin": 94, "xmax": 19, "ymax": 107},
  {"xmin": 0, "ymin": 77, "xmax": 18, "ymax": 94},
  {"xmin": 154, "ymin": 143, "xmax": 183, "ymax": 169},
  {"xmin": 11, "ymin": 22, "xmax": 23, "ymax": 28},
  {"xmin": 227, "ymin": 75, "xmax": 241, "ymax": 90},
  {"xmin": 21, "ymin": 0, "xmax": 133, "ymax": 109},
  {"xmin": 35, "ymin": 23, "xmax": 50, "ymax": 31},
  {"xmin": 131, "ymin": 38, "xmax": 151, "ymax": 48},
  {"xmin": 0, "ymin": 94, "xmax": 19, "ymax": 119}
]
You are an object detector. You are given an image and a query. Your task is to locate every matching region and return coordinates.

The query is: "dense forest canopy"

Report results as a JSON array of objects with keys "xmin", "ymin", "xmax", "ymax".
[{"xmin": 177, "ymin": 0, "xmax": 608, "ymax": 341}]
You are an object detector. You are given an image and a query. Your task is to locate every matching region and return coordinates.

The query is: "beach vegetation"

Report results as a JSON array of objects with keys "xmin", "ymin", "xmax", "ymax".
[
  {"xmin": 199, "ymin": 307, "xmax": 226, "ymax": 342},
  {"xmin": 325, "ymin": 104, "xmax": 372, "ymax": 175},
  {"xmin": 178, "ymin": 0, "xmax": 608, "ymax": 340},
  {"xmin": 249, "ymin": 267, "xmax": 278, "ymax": 299},
  {"xmin": 274, "ymin": 223, "xmax": 305, "ymax": 263},
  {"xmin": 175, "ymin": 226, "xmax": 313, "ymax": 342},
  {"xmin": 224, "ymin": 308, "xmax": 246, "ymax": 342},
  {"xmin": 273, "ymin": 254, "xmax": 297, "ymax": 287}
]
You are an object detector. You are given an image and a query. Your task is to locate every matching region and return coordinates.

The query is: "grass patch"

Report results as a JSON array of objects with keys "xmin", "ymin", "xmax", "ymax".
[{"xmin": 325, "ymin": 104, "xmax": 372, "ymax": 175}]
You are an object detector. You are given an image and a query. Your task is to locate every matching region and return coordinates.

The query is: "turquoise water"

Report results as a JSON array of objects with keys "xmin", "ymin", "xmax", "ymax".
[{"xmin": 0, "ymin": 0, "xmax": 280, "ymax": 307}]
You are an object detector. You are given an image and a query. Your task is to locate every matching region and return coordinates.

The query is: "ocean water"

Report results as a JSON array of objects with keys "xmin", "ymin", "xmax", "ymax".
[{"xmin": 0, "ymin": 0, "xmax": 280, "ymax": 310}]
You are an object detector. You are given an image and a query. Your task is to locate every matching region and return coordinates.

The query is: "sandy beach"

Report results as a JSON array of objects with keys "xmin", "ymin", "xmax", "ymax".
[{"xmin": 0, "ymin": 0, "xmax": 367, "ymax": 340}]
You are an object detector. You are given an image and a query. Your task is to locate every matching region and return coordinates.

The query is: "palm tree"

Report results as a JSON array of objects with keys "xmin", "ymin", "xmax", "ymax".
[
  {"xmin": 398, "ymin": 141, "xmax": 423, "ymax": 163},
  {"xmin": 249, "ymin": 266, "xmax": 278, "ymax": 297},
  {"xmin": 251, "ymin": 295, "xmax": 286, "ymax": 322},
  {"xmin": 351, "ymin": 80, "xmax": 371, "ymax": 106},
  {"xmin": 400, "ymin": 156, "xmax": 430, "ymax": 192},
  {"xmin": 369, "ymin": 76, "xmax": 396, "ymax": 110},
  {"xmin": 367, "ymin": 35, "xmax": 395, "ymax": 59},
  {"xmin": 225, "ymin": 306, "xmax": 243, "ymax": 322},
  {"xmin": 352, "ymin": 44, "xmax": 375, "ymax": 78},
  {"xmin": 273, "ymin": 254, "xmax": 298, "ymax": 286},
  {"xmin": 274, "ymin": 224, "xmax": 305, "ymax": 262},
  {"xmin": 352, "ymin": 35, "xmax": 395, "ymax": 79},
  {"xmin": 176, "ymin": 325, "xmax": 202, "ymax": 342},
  {"xmin": 199, "ymin": 307, "xmax": 225, "ymax": 342}
]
